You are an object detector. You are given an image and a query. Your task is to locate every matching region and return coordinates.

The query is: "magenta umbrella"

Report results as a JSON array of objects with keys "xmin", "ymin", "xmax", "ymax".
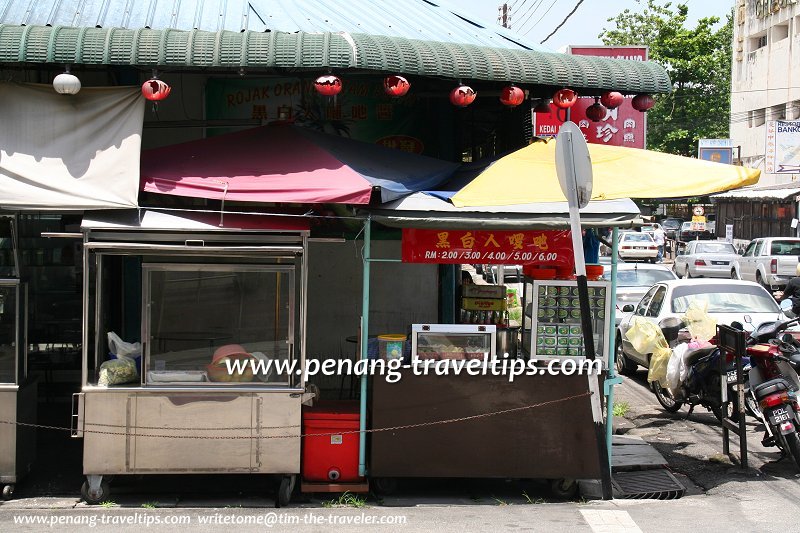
[{"xmin": 141, "ymin": 125, "xmax": 458, "ymax": 205}]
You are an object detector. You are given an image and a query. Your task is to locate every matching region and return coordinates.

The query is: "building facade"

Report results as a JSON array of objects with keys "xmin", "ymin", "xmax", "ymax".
[{"xmin": 731, "ymin": 0, "xmax": 800, "ymax": 185}]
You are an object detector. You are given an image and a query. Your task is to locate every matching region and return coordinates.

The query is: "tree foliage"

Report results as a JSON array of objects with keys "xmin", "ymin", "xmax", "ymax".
[{"xmin": 600, "ymin": 0, "xmax": 732, "ymax": 156}]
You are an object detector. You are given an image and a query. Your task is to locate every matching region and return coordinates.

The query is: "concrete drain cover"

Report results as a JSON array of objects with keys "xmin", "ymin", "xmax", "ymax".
[{"xmin": 612, "ymin": 469, "xmax": 686, "ymax": 500}]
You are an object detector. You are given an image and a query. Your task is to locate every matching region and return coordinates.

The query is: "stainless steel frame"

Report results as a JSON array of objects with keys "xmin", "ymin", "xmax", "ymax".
[
  {"xmin": 0, "ymin": 279, "xmax": 36, "ymax": 500},
  {"xmin": 75, "ymin": 213, "xmax": 312, "ymax": 501}
]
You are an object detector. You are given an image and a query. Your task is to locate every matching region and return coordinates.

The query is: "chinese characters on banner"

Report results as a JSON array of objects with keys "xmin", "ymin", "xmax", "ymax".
[
  {"xmin": 401, "ymin": 229, "xmax": 574, "ymax": 268},
  {"xmin": 533, "ymin": 46, "xmax": 648, "ymax": 149}
]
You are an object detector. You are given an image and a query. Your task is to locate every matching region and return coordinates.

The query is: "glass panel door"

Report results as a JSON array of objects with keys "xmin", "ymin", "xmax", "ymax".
[{"xmin": 143, "ymin": 264, "xmax": 295, "ymax": 385}]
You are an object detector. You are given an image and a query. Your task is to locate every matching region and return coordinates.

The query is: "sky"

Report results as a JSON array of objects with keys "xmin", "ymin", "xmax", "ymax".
[{"xmin": 457, "ymin": 0, "xmax": 734, "ymax": 52}]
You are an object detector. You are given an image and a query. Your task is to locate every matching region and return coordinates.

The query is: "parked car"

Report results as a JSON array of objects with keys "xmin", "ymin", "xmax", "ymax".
[
  {"xmin": 602, "ymin": 263, "xmax": 678, "ymax": 325},
  {"xmin": 615, "ymin": 279, "xmax": 785, "ymax": 374},
  {"xmin": 618, "ymin": 232, "xmax": 658, "ymax": 262},
  {"xmin": 673, "ymin": 240, "xmax": 738, "ymax": 279},
  {"xmin": 732, "ymin": 237, "xmax": 800, "ymax": 290},
  {"xmin": 678, "ymin": 221, "xmax": 714, "ymax": 242},
  {"xmin": 660, "ymin": 218, "xmax": 684, "ymax": 240}
]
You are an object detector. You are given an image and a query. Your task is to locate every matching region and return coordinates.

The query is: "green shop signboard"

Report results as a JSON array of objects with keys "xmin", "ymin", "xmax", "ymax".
[{"xmin": 205, "ymin": 76, "xmax": 435, "ymax": 155}]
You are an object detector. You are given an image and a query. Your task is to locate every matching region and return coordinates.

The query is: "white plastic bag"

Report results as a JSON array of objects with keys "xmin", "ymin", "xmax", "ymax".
[
  {"xmin": 107, "ymin": 331, "xmax": 141, "ymax": 358},
  {"xmin": 666, "ymin": 342, "xmax": 690, "ymax": 392}
]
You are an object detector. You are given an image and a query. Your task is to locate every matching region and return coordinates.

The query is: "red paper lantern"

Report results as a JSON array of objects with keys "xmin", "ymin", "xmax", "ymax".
[
  {"xmin": 585, "ymin": 98, "xmax": 607, "ymax": 122},
  {"xmin": 632, "ymin": 93, "xmax": 655, "ymax": 112},
  {"xmin": 552, "ymin": 88, "xmax": 577, "ymax": 109},
  {"xmin": 499, "ymin": 85, "xmax": 525, "ymax": 107},
  {"xmin": 141, "ymin": 79, "xmax": 171, "ymax": 101},
  {"xmin": 449, "ymin": 85, "xmax": 477, "ymax": 107},
  {"xmin": 600, "ymin": 91, "xmax": 624, "ymax": 110},
  {"xmin": 314, "ymin": 74, "xmax": 342, "ymax": 96},
  {"xmin": 383, "ymin": 75, "xmax": 410, "ymax": 97}
]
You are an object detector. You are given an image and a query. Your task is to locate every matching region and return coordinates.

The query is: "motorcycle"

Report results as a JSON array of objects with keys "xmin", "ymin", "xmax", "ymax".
[
  {"xmin": 651, "ymin": 317, "xmax": 758, "ymax": 422},
  {"xmin": 741, "ymin": 301, "xmax": 800, "ymax": 470}
]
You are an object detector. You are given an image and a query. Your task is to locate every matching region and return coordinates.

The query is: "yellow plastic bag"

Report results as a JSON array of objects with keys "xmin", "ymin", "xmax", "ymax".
[
  {"xmin": 624, "ymin": 316, "xmax": 672, "ymax": 385},
  {"xmin": 682, "ymin": 300, "xmax": 717, "ymax": 342}
]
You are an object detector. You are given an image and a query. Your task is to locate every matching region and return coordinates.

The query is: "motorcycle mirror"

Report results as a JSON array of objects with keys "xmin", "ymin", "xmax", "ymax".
[
  {"xmin": 730, "ymin": 321, "xmax": 744, "ymax": 331},
  {"xmin": 780, "ymin": 299, "xmax": 796, "ymax": 319}
]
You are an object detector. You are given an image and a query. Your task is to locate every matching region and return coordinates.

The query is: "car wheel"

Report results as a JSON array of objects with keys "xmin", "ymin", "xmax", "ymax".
[
  {"xmin": 730, "ymin": 267, "xmax": 739, "ymax": 280},
  {"xmin": 685, "ymin": 268, "xmax": 693, "ymax": 279},
  {"xmin": 756, "ymin": 271, "xmax": 769, "ymax": 290},
  {"xmin": 614, "ymin": 335, "xmax": 637, "ymax": 376}
]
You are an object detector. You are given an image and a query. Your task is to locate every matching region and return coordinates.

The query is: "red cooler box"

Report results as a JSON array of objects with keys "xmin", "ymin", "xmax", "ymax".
[{"xmin": 302, "ymin": 401, "xmax": 362, "ymax": 483}]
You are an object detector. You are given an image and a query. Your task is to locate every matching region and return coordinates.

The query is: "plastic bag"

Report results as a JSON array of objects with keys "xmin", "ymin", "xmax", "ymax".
[
  {"xmin": 99, "ymin": 332, "xmax": 141, "ymax": 385},
  {"xmin": 107, "ymin": 331, "xmax": 141, "ymax": 358},
  {"xmin": 624, "ymin": 317, "xmax": 672, "ymax": 385},
  {"xmin": 98, "ymin": 357, "xmax": 139, "ymax": 385},
  {"xmin": 681, "ymin": 300, "xmax": 717, "ymax": 342}
]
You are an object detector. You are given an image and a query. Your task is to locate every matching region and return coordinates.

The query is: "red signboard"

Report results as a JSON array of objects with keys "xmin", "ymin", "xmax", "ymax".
[
  {"xmin": 401, "ymin": 229, "xmax": 574, "ymax": 267},
  {"xmin": 533, "ymin": 46, "xmax": 648, "ymax": 149}
]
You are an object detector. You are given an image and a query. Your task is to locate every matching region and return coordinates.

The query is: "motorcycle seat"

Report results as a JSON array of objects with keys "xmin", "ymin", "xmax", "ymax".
[
  {"xmin": 753, "ymin": 378, "xmax": 790, "ymax": 400},
  {"xmin": 684, "ymin": 346, "xmax": 718, "ymax": 367}
]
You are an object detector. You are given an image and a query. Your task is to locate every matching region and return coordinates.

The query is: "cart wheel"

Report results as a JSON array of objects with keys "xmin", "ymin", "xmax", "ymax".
[
  {"xmin": 2, "ymin": 484, "xmax": 14, "ymax": 500},
  {"xmin": 275, "ymin": 475, "xmax": 295, "ymax": 508},
  {"xmin": 81, "ymin": 480, "xmax": 111, "ymax": 505},
  {"xmin": 549, "ymin": 478, "xmax": 578, "ymax": 499},
  {"xmin": 371, "ymin": 477, "xmax": 398, "ymax": 496}
]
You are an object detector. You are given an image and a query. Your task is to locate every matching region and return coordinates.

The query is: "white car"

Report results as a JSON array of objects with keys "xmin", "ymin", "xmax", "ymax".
[
  {"xmin": 615, "ymin": 279, "xmax": 785, "ymax": 375},
  {"xmin": 673, "ymin": 240, "xmax": 738, "ymax": 279},
  {"xmin": 618, "ymin": 232, "xmax": 658, "ymax": 263},
  {"xmin": 602, "ymin": 263, "xmax": 678, "ymax": 324}
]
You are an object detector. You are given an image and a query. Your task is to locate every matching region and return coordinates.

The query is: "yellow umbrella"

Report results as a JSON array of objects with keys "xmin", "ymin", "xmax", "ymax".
[{"xmin": 450, "ymin": 139, "xmax": 760, "ymax": 208}]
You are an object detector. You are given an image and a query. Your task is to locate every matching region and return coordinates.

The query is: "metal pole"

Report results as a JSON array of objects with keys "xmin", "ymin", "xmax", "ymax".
[
  {"xmin": 358, "ymin": 216, "xmax": 371, "ymax": 477},
  {"xmin": 605, "ymin": 228, "xmax": 620, "ymax": 466}
]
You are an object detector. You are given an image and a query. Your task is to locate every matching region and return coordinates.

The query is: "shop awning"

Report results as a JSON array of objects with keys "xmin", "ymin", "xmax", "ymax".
[
  {"xmin": 711, "ymin": 183, "xmax": 800, "ymax": 201},
  {"xmin": 81, "ymin": 209, "xmax": 311, "ymax": 233},
  {"xmin": 0, "ymin": 25, "xmax": 671, "ymax": 95},
  {"xmin": 450, "ymin": 139, "xmax": 761, "ymax": 208},
  {"xmin": 141, "ymin": 125, "xmax": 459, "ymax": 205},
  {"xmin": 364, "ymin": 192, "xmax": 643, "ymax": 230},
  {"xmin": 0, "ymin": 82, "xmax": 143, "ymax": 210}
]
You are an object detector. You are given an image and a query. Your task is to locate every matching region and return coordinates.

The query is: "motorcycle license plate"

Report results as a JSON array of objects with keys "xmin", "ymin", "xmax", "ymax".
[
  {"xmin": 768, "ymin": 406, "xmax": 792, "ymax": 425},
  {"xmin": 726, "ymin": 370, "xmax": 738, "ymax": 383}
]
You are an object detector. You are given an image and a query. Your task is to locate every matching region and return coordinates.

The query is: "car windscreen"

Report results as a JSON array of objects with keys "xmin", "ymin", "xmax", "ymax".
[
  {"xmin": 695, "ymin": 243, "xmax": 736, "ymax": 254},
  {"xmin": 662, "ymin": 220, "xmax": 681, "ymax": 229},
  {"xmin": 681, "ymin": 222, "xmax": 692, "ymax": 230},
  {"xmin": 671, "ymin": 284, "xmax": 780, "ymax": 314},
  {"xmin": 603, "ymin": 269, "xmax": 675, "ymax": 286},
  {"xmin": 622, "ymin": 233, "xmax": 653, "ymax": 242},
  {"xmin": 769, "ymin": 240, "xmax": 800, "ymax": 256}
]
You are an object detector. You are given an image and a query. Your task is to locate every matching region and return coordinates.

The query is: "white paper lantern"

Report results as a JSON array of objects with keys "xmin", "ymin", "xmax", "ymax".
[{"xmin": 53, "ymin": 72, "xmax": 81, "ymax": 95}]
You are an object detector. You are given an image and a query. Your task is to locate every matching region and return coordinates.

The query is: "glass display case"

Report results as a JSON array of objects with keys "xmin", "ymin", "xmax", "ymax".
[
  {"xmin": 141, "ymin": 263, "xmax": 297, "ymax": 386},
  {"xmin": 410, "ymin": 324, "xmax": 496, "ymax": 361},
  {"xmin": 524, "ymin": 279, "xmax": 611, "ymax": 367}
]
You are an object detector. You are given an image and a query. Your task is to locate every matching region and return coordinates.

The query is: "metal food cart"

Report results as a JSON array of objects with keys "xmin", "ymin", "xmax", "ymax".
[
  {"xmin": 72, "ymin": 210, "xmax": 314, "ymax": 505},
  {"xmin": 0, "ymin": 278, "xmax": 35, "ymax": 500}
]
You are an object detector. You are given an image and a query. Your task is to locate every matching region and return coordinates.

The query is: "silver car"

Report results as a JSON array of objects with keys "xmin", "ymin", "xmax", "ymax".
[
  {"xmin": 602, "ymin": 264, "xmax": 678, "ymax": 325},
  {"xmin": 615, "ymin": 279, "xmax": 785, "ymax": 375},
  {"xmin": 673, "ymin": 240, "xmax": 738, "ymax": 279}
]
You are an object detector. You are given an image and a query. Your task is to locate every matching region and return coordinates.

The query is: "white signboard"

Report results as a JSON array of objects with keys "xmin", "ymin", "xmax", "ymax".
[
  {"xmin": 766, "ymin": 121, "xmax": 800, "ymax": 174},
  {"xmin": 725, "ymin": 224, "xmax": 733, "ymax": 243}
]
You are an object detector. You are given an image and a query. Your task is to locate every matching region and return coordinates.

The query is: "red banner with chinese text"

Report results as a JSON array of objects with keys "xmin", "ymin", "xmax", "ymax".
[
  {"xmin": 401, "ymin": 229, "xmax": 574, "ymax": 267},
  {"xmin": 533, "ymin": 46, "xmax": 648, "ymax": 149}
]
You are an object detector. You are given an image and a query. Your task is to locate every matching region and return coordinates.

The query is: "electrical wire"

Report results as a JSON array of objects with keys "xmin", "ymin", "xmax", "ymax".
[
  {"xmin": 540, "ymin": 0, "xmax": 586, "ymax": 44},
  {"xmin": 513, "ymin": 0, "xmax": 547, "ymax": 34},
  {"xmin": 520, "ymin": 0, "xmax": 559, "ymax": 36}
]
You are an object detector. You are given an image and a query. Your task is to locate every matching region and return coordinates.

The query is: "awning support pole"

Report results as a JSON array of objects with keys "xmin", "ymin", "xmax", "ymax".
[
  {"xmin": 358, "ymin": 215, "xmax": 371, "ymax": 477},
  {"xmin": 605, "ymin": 228, "xmax": 622, "ymax": 468}
]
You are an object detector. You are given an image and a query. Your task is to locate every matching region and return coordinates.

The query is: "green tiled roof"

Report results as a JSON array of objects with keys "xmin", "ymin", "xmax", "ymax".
[{"xmin": 0, "ymin": 25, "xmax": 671, "ymax": 94}]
